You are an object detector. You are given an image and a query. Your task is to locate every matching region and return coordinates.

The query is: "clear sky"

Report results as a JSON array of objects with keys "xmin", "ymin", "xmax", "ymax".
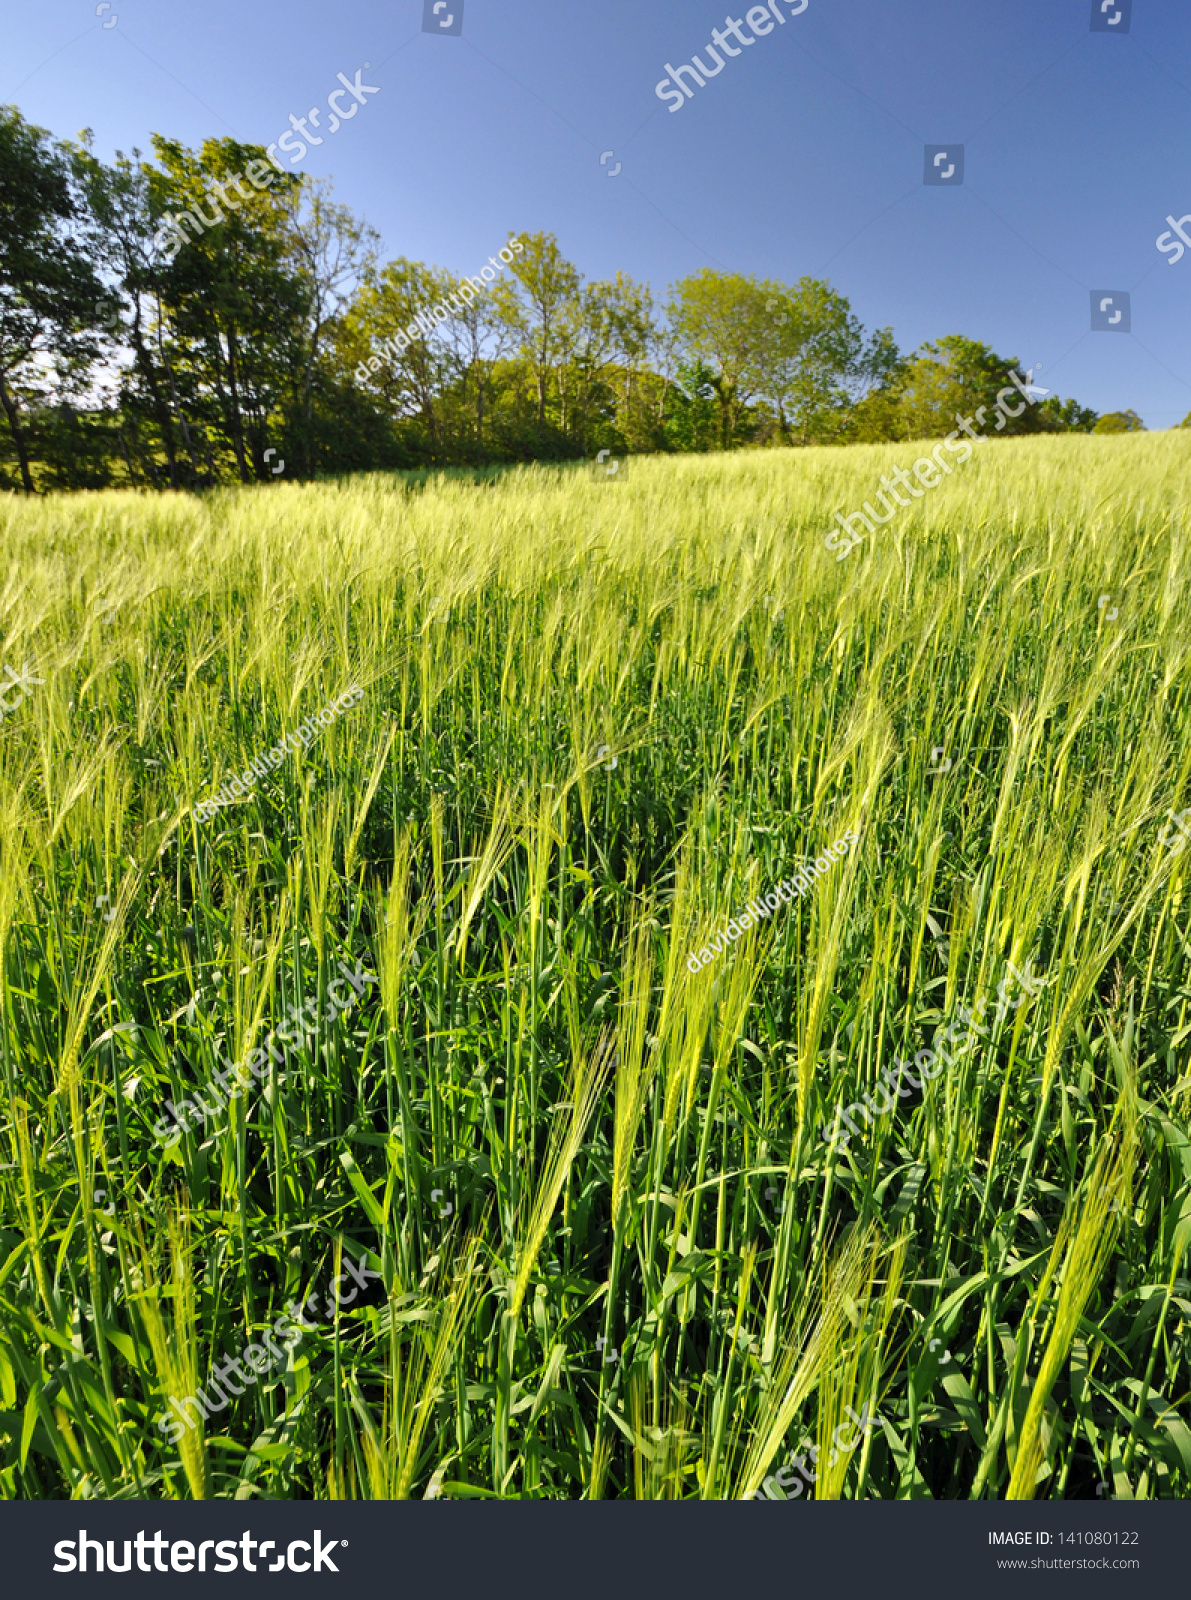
[{"xmin": 5, "ymin": 0, "xmax": 1190, "ymax": 425}]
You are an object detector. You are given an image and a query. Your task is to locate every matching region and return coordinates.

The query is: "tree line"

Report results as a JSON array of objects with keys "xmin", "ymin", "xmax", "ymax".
[{"xmin": 0, "ymin": 104, "xmax": 1152, "ymax": 493}]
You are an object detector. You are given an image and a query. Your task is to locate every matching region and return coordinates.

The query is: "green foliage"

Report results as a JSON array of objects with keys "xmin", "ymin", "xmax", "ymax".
[
  {"xmin": 847, "ymin": 338, "xmax": 1105, "ymax": 446},
  {"xmin": 667, "ymin": 267, "xmax": 782, "ymax": 448},
  {"xmin": 1093, "ymin": 410, "xmax": 1146, "ymax": 434},
  {"xmin": 148, "ymin": 136, "xmax": 309, "ymax": 484},
  {"xmin": 0, "ymin": 105, "xmax": 108, "ymax": 492},
  {"xmin": 1037, "ymin": 396, "xmax": 1099, "ymax": 433},
  {"xmin": 664, "ymin": 361, "xmax": 722, "ymax": 453},
  {"xmin": 0, "ymin": 105, "xmax": 1117, "ymax": 487},
  {"xmin": 1, "ymin": 433, "xmax": 1189, "ymax": 1499}
]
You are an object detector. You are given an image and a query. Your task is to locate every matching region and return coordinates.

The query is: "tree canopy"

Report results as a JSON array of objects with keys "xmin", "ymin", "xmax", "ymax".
[
  {"xmin": 0, "ymin": 104, "xmax": 1121, "ymax": 491},
  {"xmin": 1092, "ymin": 409, "xmax": 1146, "ymax": 434}
]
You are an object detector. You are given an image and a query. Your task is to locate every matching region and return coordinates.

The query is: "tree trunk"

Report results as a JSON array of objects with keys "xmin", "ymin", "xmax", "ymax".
[
  {"xmin": 116, "ymin": 424, "xmax": 139, "ymax": 485},
  {"xmin": 223, "ymin": 326, "xmax": 251, "ymax": 482},
  {"xmin": 0, "ymin": 371, "xmax": 36, "ymax": 494},
  {"xmin": 303, "ymin": 321, "xmax": 321, "ymax": 480},
  {"xmin": 156, "ymin": 305, "xmax": 204, "ymax": 483},
  {"xmin": 130, "ymin": 313, "xmax": 179, "ymax": 489}
]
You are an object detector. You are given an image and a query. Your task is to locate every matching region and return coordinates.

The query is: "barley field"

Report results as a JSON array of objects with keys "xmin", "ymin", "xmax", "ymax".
[{"xmin": 2, "ymin": 431, "xmax": 1190, "ymax": 1501}]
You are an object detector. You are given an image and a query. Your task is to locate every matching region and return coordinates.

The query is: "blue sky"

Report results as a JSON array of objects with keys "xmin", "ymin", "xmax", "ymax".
[{"xmin": 6, "ymin": 0, "xmax": 1190, "ymax": 425}]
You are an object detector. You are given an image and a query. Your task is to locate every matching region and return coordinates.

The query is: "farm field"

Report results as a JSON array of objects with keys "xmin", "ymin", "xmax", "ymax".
[{"xmin": 1, "ymin": 431, "xmax": 1190, "ymax": 1501}]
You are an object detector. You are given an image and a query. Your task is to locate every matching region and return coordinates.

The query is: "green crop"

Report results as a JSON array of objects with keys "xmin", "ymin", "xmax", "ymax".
[{"xmin": 0, "ymin": 431, "xmax": 1188, "ymax": 1499}]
